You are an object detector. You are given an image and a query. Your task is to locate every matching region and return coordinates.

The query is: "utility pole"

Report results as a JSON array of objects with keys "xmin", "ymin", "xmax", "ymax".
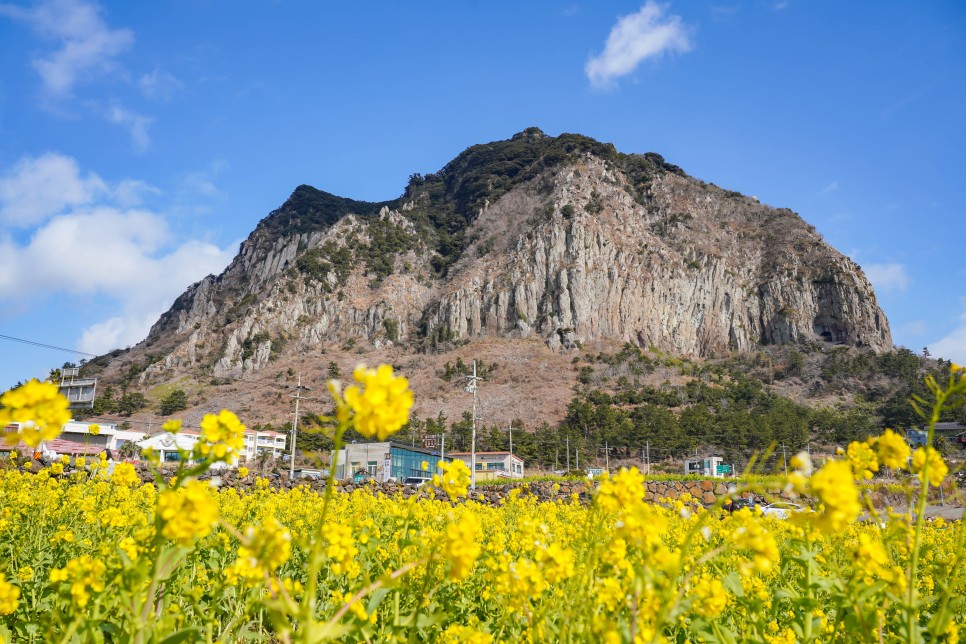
[
  {"xmin": 288, "ymin": 374, "xmax": 311, "ymax": 480},
  {"xmin": 781, "ymin": 442, "xmax": 788, "ymax": 476},
  {"xmin": 604, "ymin": 441, "xmax": 610, "ymax": 472},
  {"xmin": 440, "ymin": 433, "xmax": 445, "ymax": 468},
  {"xmin": 464, "ymin": 360, "xmax": 483, "ymax": 489},
  {"xmin": 576, "ymin": 447, "xmax": 579, "ymax": 470},
  {"xmin": 566, "ymin": 436, "xmax": 570, "ymax": 471},
  {"xmin": 508, "ymin": 421, "xmax": 513, "ymax": 457}
]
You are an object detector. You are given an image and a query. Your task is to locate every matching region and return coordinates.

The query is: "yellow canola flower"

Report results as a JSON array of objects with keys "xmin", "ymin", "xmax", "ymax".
[
  {"xmin": 227, "ymin": 517, "xmax": 291, "ymax": 584},
  {"xmin": 846, "ymin": 440, "xmax": 878, "ymax": 480},
  {"xmin": 440, "ymin": 624, "xmax": 493, "ymax": 644},
  {"xmin": 433, "ymin": 459, "xmax": 471, "ymax": 501},
  {"xmin": 690, "ymin": 574, "xmax": 729, "ymax": 619},
  {"xmin": 808, "ymin": 460, "xmax": 861, "ymax": 534},
  {"xmin": 443, "ymin": 511, "xmax": 481, "ymax": 580},
  {"xmin": 596, "ymin": 467, "xmax": 646, "ymax": 512},
  {"xmin": 162, "ymin": 419, "xmax": 182, "ymax": 434},
  {"xmin": 911, "ymin": 447, "xmax": 948, "ymax": 487},
  {"xmin": 873, "ymin": 429, "xmax": 911, "ymax": 470},
  {"xmin": 322, "ymin": 523, "xmax": 360, "ymax": 578},
  {"xmin": 111, "ymin": 462, "xmax": 140, "ymax": 487},
  {"xmin": 0, "ymin": 574, "xmax": 20, "ymax": 615},
  {"xmin": 342, "ymin": 364, "xmax": 413, "ymax": 440},
  {"xmin": 195, "ymin": 410, "xmax": 246, "ymax": 463},
  {"xmin": 88, "ymin": 423, "xmax": 101, "ymax": 436},
  {"xmin": 237, "ymin": 466, "xmax": 249, "ymax": 478},
  {"xmin": 49, "ymin": 555, "xmax": 105, "ymax": 608},
  {"xmin": 535, "ymin": 542, "xmax": 576, "ymax": 584},
  {"xmin": 0, "ymin": 379, "xmax": 71, "ymax": 448},
  {"xmin": 157, "ymin": 480, "xmax": 220, "ymax": 545}
]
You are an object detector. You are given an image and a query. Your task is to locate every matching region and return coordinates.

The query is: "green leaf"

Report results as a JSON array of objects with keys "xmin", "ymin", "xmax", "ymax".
[
  {"xmin": 366, "ymin": 587, "xmax": 391, "ymax": 614},
  {"xmin": 721, "ymin": 571, "xmax": 744, "ymax": 598},
  {"xmin": 158, "ymin": 628, "xmax": 203, "ymax": 644}
]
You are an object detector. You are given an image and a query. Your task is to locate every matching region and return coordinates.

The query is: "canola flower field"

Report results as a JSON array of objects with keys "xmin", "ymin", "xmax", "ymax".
[{"xmin": 0, "ymin": 364, "xmax": 963, "ymax": 643}]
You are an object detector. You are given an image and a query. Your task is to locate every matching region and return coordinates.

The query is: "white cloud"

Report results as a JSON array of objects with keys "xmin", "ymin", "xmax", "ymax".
[
  {"xmin": 77, "ymin": 239, "xmax": 237, "ymax": 354},
  {"xmin": 819, "ymin": 180, "xmax": 838, "ymax": 195},
  {"xmin": 112, "ymin": 179, "xmax": 161, "ymax": 207},
  {"xmin": 586, "ymin": 1, "xmax": 693, "ymax": 88},
  {"xmin": 928, "ymin": 310, "xmax": 966, "ymax": 364},
  {"xmin": 108, "ymin": 106, "xmax": 153, "ymax": 151},
  {"xmin": 863, "ymin": 262, "xmax": 910, "ymax": 293},
  {"xmin": 0, "ymin": 153, "xmax": 238, "ymax": 355},
  {"xmin": 0, "ymin": 0, "xmax": 134, "ymax": 96},
  {"xmin": 139, "ymin": 68, "xmax": 183, "ymax": 100},
  {"xmin": 0, "ymin": 153, "xmax": 106, "ymax": 226}
]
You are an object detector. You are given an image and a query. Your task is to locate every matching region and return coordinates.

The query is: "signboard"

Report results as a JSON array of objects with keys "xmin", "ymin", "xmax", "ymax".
[
  {"xmin": 423, "ymin": 434, "xmax": 438, "ymax": 449},
  {"xmin": 383, "ymin": 452, "xmax": 392, "ymax": 482},
  {"xmin": 716, "ymin": 464, "xmax": 732, "ymax": 475}
]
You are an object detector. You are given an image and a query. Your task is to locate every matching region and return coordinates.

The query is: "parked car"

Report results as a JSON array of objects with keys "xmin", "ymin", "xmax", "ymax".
[
  {"xmin": 403, "ymin": 477, "xmax": 431, "ymax": 487},
  {"xmin": 727, "ymin": 497, "xmax": 760, "ymax": 512},
  {"xmin": 760, "ymin": 502, "xmax": 803, "ymax": 519}
]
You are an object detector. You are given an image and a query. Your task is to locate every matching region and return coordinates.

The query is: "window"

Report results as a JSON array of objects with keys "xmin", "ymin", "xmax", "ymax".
[
  {"xmin": 488, "ymin": 462, "xmax": 505, "ymax": 470},
  {"xmin": 368, "ymin": 461, "xmax": 378, "ymax": 477}
]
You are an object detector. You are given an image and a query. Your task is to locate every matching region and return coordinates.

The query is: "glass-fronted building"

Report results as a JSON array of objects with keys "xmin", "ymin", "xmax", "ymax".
[{"xmin": 334, "ymin": 441, "xmax": 451, "ymax": 481}]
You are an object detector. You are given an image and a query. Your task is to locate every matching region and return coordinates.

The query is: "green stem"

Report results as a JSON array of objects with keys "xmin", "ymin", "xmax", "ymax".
[
  {"xmin": 907, "ymin": 387, "xmax": 944, "ymax": 642},
  {"xmin": 300, "ymin": 420, "xmax": 346, "ymax": 638},
  {"xmin": 804, "ymin": 536, "xmax": 813, "ymax": 642}
]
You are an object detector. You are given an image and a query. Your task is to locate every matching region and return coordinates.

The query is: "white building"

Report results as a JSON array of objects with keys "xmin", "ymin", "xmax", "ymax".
[
  {"xmin": 18, "ymin": 420, "xmax": 146, "ymax": 457},
  {"xmin": 138, "ymin": 431, "xmax": 201, "ymax": 463},
  {"xmin": 448, "ymin": 451, "xmax": 525, "ymax": 480},
  {"xmin": 242, "ymin": 430, "xmax": 287, "ymax": 460},
  {"xmin": 684, "ymin": 456, "xmax": 728, "ymax": 479},
  {"xmin": 136, "ymin": 428, "xmax": 286, "ymax": 465}
]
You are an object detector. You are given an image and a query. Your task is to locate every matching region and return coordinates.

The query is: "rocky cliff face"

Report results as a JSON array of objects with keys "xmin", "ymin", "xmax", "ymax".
[{"xmin": 106, "ymin": 128, "xmax": 892, "ymax": 383}]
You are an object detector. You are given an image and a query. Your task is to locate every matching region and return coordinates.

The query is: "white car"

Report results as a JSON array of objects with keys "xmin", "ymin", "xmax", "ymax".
[{"xmin": 760, "ymin": 502, "xmax": 803, "ymax": 519}]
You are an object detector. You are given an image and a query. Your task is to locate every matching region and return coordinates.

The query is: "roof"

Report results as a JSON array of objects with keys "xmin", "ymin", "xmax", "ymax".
[
  {"xmin": 934, "ymin": 422, "xmax": 966, "ymax": 432},
  {"xmin": 448, "ymin": 451, "xmax": 525, "ymax": 463}
]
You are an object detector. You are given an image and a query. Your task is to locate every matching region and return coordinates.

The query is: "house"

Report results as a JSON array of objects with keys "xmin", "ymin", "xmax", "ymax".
[
  {"xmin": 4, "ymin": 420, "xmax": 146, "ymax": 457},
  {"xmin": 331, "ymin": 441, "xmax": 451, "ymax": 481},
  {"xmin": 138, "ymin": 431, "xmax": 201, "ymax": 463},
  {"xmin": 241, "ymin": 429, "xmax": 287, "ymax": 460},
  {"xmin": 448, "ymin": 451, "xmax": 525, "ymax": 480},
  {"xmin": 137, "ymin": 427, "xmax": 287, "ymax": 465}
]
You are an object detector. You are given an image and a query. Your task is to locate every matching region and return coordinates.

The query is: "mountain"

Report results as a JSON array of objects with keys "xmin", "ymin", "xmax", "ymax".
[{"xmin": 81, "ymin": 128, "xmax": 892, "ymax": 427}]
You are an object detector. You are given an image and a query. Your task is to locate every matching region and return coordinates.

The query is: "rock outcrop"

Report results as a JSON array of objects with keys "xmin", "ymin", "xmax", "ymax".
[{"xmin": 91, "ymin": 128, "xmax": 892, "ymax": 383}]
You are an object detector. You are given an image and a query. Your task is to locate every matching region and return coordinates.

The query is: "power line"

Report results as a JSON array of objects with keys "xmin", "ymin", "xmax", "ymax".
[{"xmin": 0, "ymin": 333, "xmax": 98, "ymax": 357}]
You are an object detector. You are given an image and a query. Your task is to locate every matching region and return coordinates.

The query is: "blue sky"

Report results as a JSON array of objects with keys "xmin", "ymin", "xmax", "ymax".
[{"xmin": 0, "ymin": 0, "xmax": 964, "ymax": 390}]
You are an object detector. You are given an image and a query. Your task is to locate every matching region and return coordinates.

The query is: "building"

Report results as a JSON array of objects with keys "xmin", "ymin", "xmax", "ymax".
[
  {"xmin": 242, "ymin": 429, "xmax": 287, "ymax": 460},
  {"xmin": 684, "ymin": 456, "xmax": 728, "ymax": 479},
  {"xmin": 138, "ymin": 431, "xmax": 201, "ymax": 463},
  {"xmin": 57, "ymin": 368, "xmax": 97, "ymax": 410},
  {"xmin": 137, "ymin": 427, "xmax": 287, "ymax": 465},
  {"xmin": 4, "ymin": 420, "xmax": 146, "ymax": 457},
  {"xmin": 448, "ymin": 451, "xmax": 525, "ymax": 480},
  {"xmin": 332, "ymin": 442, "xmax": 450, "ymax": 481}
]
